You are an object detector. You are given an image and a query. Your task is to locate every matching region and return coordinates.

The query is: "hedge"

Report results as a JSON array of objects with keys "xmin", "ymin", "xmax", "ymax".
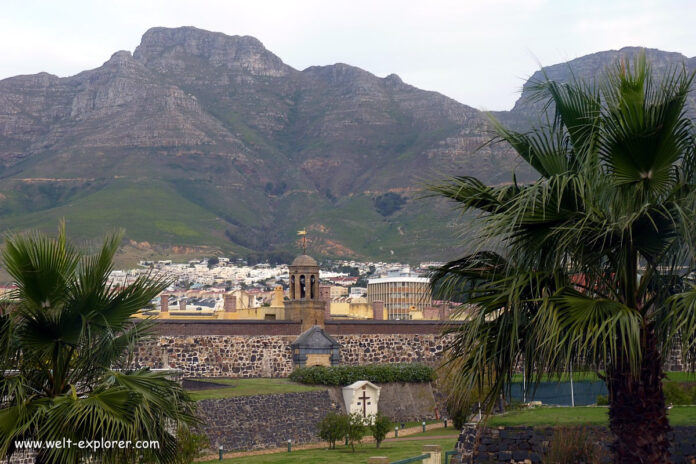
[{"xmin": 289, "ymin": 363, "xmax": 436, "ymax": 385}]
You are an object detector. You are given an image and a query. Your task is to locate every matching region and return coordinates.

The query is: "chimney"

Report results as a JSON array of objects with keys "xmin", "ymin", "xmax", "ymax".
[
  {"xmin": 179, "ymin": 298, "xmax": 187, "ymax": 312},
  {"xmin": 319, "ymin": 285, "xmax": 331, "ymax": 302},
  {"xmin": 224, "ymin": 293, "xmax": 237, "ymax": 312},
  {"xmin": 272, "ymin": 286, "xmax": 284, "ymax": 306},
  {"xmin": 160, "ymin": 294, "xmax": 169, "ymax": 313},
  {"xmin": 372, "ymin": 300, "xmax": 385, "ymax": 320}
]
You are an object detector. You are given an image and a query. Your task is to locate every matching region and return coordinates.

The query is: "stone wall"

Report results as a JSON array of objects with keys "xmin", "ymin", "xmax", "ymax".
[
  {"xmin": 375, "ymin": 382, "xmax": 441, "ymax": 422},
  {"xmin": 452, "ymin": 424, "xmax": 696, "ymax": 464},
  {"xmin": 135, "ymin": 335, "xmax": 296, "ymax": 377},
  {"xmin": 337, "ymin": 334, "xmax": 446, "ymax": 366},
  {"xmin": 134, "ymin": 321, "xmax": 688, "ymax": 378},
  {"xmin": 326, "ymin": 382, "xmax": 443, "ymax": 422},
  {"xmin": 196, "ymin": 390, "xmax": 341, "ymax": 451},
  {"xmin": 134, "ymin": 327, "xmax": 450, "ymax": 377},
  {"xmin": 8, "ymin": 450, "xmax": 35, "ymax": 464}
]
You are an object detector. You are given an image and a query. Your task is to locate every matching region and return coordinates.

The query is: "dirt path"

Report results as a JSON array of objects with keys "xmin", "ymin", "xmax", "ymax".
[
  {"xmin": 384, "ymin": 434, "xmax": 459, "ymax": 442},
  {"xmin": 196, "ymin": 423, "xmax": 456, "ymax": 462}
]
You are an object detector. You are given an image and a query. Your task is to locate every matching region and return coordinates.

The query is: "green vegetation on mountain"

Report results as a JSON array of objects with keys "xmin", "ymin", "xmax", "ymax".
[{"xmin": 1, "ymin": 28, "xmax": 694, "ymax": 262}]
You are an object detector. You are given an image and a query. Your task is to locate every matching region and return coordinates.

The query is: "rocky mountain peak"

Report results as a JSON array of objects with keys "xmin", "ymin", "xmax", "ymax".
[
  {"xmin": 1, "ymin": 28, "xmax": 695, "ymax": 261},
  {"xmin": 302, "ymin": 63, "xmax": 384, "ymax": 90},
  {"xmin": 509, "ymin": 46, "xmax": 693, "ymax": 120},
  {"xmin": 100, "ymin": 50, "xmax": 141, "ymax": 72},
  {"xmin": 133, "ymin": 26, "xmax": 291, "ymax": 77},
  {"xmin": 110, "ymin": 50, "xmax": 133, "ymax": 60}
]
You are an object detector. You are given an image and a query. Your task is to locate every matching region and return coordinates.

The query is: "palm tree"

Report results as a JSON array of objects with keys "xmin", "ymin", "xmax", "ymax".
[
  {"xmin": 0, "ymin": 225, "xmax": 198, "ymax": 464},
  {"xmin": 431, "ymin": 55, "xmax": 696, "ymax": 463}
]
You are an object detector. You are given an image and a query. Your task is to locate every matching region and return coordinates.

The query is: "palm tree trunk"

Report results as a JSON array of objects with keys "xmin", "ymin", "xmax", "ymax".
[{"xmin": 607, "ymin": 328, "xmax": 671, "ymax": 463}]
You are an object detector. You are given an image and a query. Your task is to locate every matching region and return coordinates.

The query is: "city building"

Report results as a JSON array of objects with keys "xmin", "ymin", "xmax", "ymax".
[{"xmin": 367, "ymin": 276, "xmax": 432, "ymax": 320}]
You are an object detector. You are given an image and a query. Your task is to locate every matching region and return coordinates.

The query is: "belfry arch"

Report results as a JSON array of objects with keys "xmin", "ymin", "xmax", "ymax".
[{"xmin": 285, "ymin": 254, "xmax": 324, "ymax": 331}]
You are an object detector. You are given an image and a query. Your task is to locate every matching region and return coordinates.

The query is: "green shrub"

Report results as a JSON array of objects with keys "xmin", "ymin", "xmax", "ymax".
[
  {"xmin": 173, "ymin": 426, "xmax": 210, "ymax": 464},
  {"xmin": 317, "ymin": 412, "xmax": 349, "ymax": 449},
  {"xmin": 374, "ymin": 192, "xmax": 406, "ymax": 216},
  {"xmin": 597, "ymin": 382, "xmax": 696, "ymax": 407},
  {"xmin": 543, "ymin": 426, "xmax": 603, "ymax": 464},
  {"xmin": 369, "ymin": 414, "xmax": 392, "ymax": 448},
  {"xmin": 346, "ymin": 413, "xmax": 367, "ymax": 452},
  {"xmin": 445, "ymin": 394, "xmax": 474, "ymax": 430},
  {"xmin": 289, "ymin": 363, "xmax": 436, "ymax": 385},
  {"xmin": 663, "ymin": 382, "xmax": 696, "ymax": 405}
]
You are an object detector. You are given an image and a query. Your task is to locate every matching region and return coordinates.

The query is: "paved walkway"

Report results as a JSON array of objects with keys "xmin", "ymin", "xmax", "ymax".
[
  {"xmin": 197, "ymin": 423, "xmax": 458, "ymax": 462},
  {"xmin": 383, "ymin": 434, "xmax": 459, "ymax": 442}
]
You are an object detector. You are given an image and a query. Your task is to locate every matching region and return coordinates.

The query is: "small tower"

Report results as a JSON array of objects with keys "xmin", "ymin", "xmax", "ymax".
[{"xmin": 285, "ymin": 254, "xmax": 325, "ymax": 331}]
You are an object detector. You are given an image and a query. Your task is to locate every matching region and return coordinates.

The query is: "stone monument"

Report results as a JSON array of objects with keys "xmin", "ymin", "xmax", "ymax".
[{"xmin": 342, "ymin": 380, "xmax": 381, "ymax": 420}]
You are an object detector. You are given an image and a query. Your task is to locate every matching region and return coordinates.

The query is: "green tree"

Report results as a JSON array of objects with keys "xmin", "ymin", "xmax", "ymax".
[
  {"xmin": 207, "ymin": 256, "xmax": 219, "ymax": 268},
  {"xmin": 431, "ymin": 55, "xmax": 696, "ymax": 463},
  {"xmin": 345, "ymin": 413, "xmax": 366, "ymax": 452},
  {"xmin": 173, "ymin": 426, "xmax": 210, "ymax": 464},
  {"xmin": 317, "ymin": 412, "xmax": 348, "ymax": 449},
  {"xmin": 369, "ymin": 413, "xmax": 392, "ymax": 448},
  {"xmin": 0, "ymin": 226, "xmax": 198, "ymax": 464},
  {"xmin": 374, "ymin": 193, "xmax": 406, "ymax": 217}
]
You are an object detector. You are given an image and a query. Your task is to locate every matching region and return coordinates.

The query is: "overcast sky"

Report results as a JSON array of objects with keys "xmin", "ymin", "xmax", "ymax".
[{"xmin": 1, "ymin": 0, "xmax": 695, "ymax": 110}]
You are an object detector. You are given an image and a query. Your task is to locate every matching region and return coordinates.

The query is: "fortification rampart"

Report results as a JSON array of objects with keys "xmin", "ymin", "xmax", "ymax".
[{"xmin": 133, "ymin": 320, "xmax": 453, "ymax": 377}]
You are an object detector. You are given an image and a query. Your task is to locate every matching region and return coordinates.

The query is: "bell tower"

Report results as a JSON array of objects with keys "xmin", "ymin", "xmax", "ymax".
[{"xmin": 285, "ymin": 253, "xmax": 325, "ymax": 331}]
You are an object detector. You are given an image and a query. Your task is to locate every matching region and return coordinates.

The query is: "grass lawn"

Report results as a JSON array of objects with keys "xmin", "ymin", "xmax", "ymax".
[
  {"xmin": 186, "ymin": 378, "xmax": 323, "ymax": 401},
  {"xmin": 203, "ymin": 438, "xmax": 458, "ymax": 464},
  {"xmin": 487, "ymin": 405, "xmax": 696, "ymax": 427},
  {"xmin": 393, "ymin": 420, "xmax": 440, "ymax": 429},
  {"xmin": 510, "ymin": 371, "xmax": 696, "ymax": 383},
  {"xmin": 666, "ymin": 372, "xmax": 696, "ymax": 382}
]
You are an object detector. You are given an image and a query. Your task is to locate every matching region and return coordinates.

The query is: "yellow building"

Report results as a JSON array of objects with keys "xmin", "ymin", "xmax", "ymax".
[
  {"xmin": 147, "ymin": 286, "xmax": 286, "ymax": 321},
  {"xmin": 329, "ymin": 297, "xmax": 375, "ymax": 320},
  {"xmin": 329, "ymin": 286, "xmax": 348, "ymax": 299}
]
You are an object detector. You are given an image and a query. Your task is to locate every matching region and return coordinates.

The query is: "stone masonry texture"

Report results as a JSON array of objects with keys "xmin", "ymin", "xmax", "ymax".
[
  {"xmin": 451, "ymin": 424, "xmax": 696, "ymax": 464},
  {"xmin": 134, "ymin": 320, "xmax": 688, "ymax": 377},
  {"xmin": 134, "ymin": 333, "xmax": 450, "ymax": 377},
  {"xmin": 196, "ymin": 390, "xmax": 341, "ymax": 451}
]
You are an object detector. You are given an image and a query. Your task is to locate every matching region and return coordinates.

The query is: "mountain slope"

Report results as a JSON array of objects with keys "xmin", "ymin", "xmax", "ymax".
[{"xmin": 0, "ymin": 29, "xmax": 692, "ymax": 261}]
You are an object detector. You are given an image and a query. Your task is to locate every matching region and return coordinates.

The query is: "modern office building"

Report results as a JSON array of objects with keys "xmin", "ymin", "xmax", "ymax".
[{"xmin": 367, "ymin": 276, "xmax": 432, "ymax": 320}]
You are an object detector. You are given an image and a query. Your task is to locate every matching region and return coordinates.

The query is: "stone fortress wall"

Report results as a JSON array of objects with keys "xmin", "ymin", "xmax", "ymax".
[
  {"xmin": 133, "ymin": 319, "xmax": 688, "ymax": 377},
  {"xmin": 132, "ymin": 320, "xmax": 454, "ymax": 453},
  {"xmin": 197, "ymin": 383, "xmax": 444, "ymax": 452},
  {"xmin": 134, "ymin": 320, "xmax": 452, "ymax": 377},
  {"xmin": 197, "ymin": 390, "xmax": 341, "ymax": 451}
]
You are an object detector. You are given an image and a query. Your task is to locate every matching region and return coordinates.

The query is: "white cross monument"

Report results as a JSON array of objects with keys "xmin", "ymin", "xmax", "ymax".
[{"xmin": 342, "ymin": 380, "xmax": 381, "ymax": 420}]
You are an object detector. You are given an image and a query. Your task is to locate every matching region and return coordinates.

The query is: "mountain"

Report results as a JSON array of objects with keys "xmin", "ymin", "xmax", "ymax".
[{"xmin": 0, "ymin": 28, "xmax": 692, "ymax": 262}]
